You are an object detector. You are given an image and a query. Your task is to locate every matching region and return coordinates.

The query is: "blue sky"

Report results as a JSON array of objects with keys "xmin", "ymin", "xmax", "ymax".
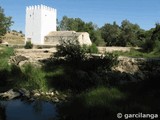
[{"xmin": 0, "ymin": 0, "xmax": 160, "ymax": 33}]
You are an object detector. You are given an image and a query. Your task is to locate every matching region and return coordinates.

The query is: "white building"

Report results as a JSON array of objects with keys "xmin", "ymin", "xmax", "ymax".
[
  {"xmin": 25, "ymin": 5, "xmax": 57, "ymax": 44},
  {"xmin": 25, "ymin": 5, "xmax": 92, "ymax": 46},
  {"xmin": 45, "ymin": 31, "xmax": 92, "ymax": 46}
]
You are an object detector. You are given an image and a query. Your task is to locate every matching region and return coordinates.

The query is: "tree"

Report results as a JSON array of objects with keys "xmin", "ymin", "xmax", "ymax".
[
  {"xmin": 143, "ymin": 23, "xmax": 160, "ymax": 52},
  {"xmin": 100, "ymin": 22, "xmax": 121, "ymax": 46},
  {"xmin": 0, "ymin": 6, "xmax": 13, "ymax": 37},
  {"xmin": 119, "ymin": 20, "xmax": 141, "ymax": 46}
]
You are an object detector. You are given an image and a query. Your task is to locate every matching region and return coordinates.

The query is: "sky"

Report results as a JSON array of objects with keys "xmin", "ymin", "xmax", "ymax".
[{"xmin": 0, "ymin": 0, "xmax": 160, "ymax": 33}]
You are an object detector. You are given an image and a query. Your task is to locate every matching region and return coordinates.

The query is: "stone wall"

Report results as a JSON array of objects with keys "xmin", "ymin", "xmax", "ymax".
[
  {"xmin": 98, "ymin": 47, "xmax": 140, "ymax": 53},
  {"xmin": 115, "ymin": 56, "xmax": 160, "ymax": 73},
  {"xmin": 112, "ymin": 56, "xmax": 160, "ymax": 83}
]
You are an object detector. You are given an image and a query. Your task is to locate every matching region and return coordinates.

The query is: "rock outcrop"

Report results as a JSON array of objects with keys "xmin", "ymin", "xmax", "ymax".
[
  {"xmin": 0, "ymin": 88, "xmax": 67, "ymax": 103},
  {"xmin": 0, "ymin": 89, "xmax": 21, "ymax": 100},
  {"xmin": 112, "ymin": 56, "xmax": 160, "ymax": 83}
]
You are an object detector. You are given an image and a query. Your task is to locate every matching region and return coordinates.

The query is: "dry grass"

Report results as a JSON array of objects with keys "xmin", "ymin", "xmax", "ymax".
[{"xmin": 2, "ymin": 31, "xmax": 25, "ymax": 44}]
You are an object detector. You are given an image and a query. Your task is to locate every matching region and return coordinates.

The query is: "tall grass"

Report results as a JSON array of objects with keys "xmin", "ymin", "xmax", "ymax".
[
  {"xmin": 0, "ymin": 46, "xmax": 14, "ymax": 88},
  {"xmin": 58, "ymin": 87, "xmax": 125, "ymax": 120},
  {"xmin": 14, "ymin": 64, "xmax": 48, "ymax": 91},
  {"xmin": 0, "ymin": 46, "xmax": 14, "ymax": 70},
  {"xmin": 83, "ymin": 87, "xmax": 125, "ymax": 107}
]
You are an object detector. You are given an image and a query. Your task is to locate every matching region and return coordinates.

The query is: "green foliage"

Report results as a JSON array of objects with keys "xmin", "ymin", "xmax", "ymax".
[
  {"xmin": 83, "ymin": 87, "xmax": 125, "ymax": 107},
  {"xmin": 113, "ymin": 48, "xmax": 160, "ymax": 58},
  {"xmin": 50, "ymin": 38, "xmax": 118, "ymax": 92},
  {"xmin": 0, "ymin": 46, "xmax": 14, "ymax": 69},
  {"xmin": 100, "ymin": 20, "xmax": 146, "ymax": 47},
  {"xmin": 82, "ymin": 43, "xmax": 98, "ymax": 53},
  {"xmin": 88, "ymin": 43, "xmax": 98, "ymax": 53},
  {"xmin": 54, "ymin": 38, "xmax": 118, "ymax": 71},
  {"xmin": 119, "ymin": 20, "xmax": 142, "ymax": 46},
  {"xmin": 100, "ymin": 22, "xmax": 121, "ymax": 46},
  {"xmin": 58, "ymin": 87, "xmax": 125, "ymax": 120},
  {"xmin": 14, "ymin": 64, "xmax": 48, "ymax": 91},
  {"xmin": 0, "ymin": 46, "xmax": 14, "ymax": 86},
  {"xmin": 58, "ymin": 78, "xmax": 160, "ymax": 120},
  {"xmin": 54, "ymin": 38, "xmax": 87, "ymax": 64},
  {"xmin": 24, "ymin": 41, "xmax": 33, "ymax": 49},
  {"xmin": 0, "ymin": 6, "xmax": 14, "ymax": 37},
  {"xmin": 0, "ymin": 46, "xmax": 48, "ymax": 91},
  {"xmin": 153, "ymin": 40, "xmax": 160, "ymax": 53},
  {"xmin": 142, "ymin": 24, "xmax": 160, "ymax": 52}
]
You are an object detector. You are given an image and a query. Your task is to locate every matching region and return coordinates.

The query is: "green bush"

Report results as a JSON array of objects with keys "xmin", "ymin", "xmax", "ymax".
[
  {"xmin": 153, "ymin": 40, "xmax": 160, "ymax": 53},
  {"xmin": 54, "ymin": 38, "xmax": 87, "ymax": 65},
  {"xmin": 88, "ymin": 43, "xmax": 98, "ymax": 53},
  {"xmin": 24, "ymin": 41, "xmax": 33, "ymax": 49},
  {"xmin": 50, "ymin": 38, "xmax": 118, "ymax": 91},
  {"xmin": 54, "ymin": 38, "xmax": 117, "ymax": 70},
  {"xmin": 82, "ymin": 43, "xmax": 98, "ymax": 54},
  {"xmin": 0, "ymin": 46, "xmax": 14, "ymax": 69}
]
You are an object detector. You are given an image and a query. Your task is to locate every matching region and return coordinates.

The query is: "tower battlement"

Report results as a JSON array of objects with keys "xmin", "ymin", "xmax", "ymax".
[{"xmin": 26, "ymin": 5, "xmax": 56, "ymax": 12}]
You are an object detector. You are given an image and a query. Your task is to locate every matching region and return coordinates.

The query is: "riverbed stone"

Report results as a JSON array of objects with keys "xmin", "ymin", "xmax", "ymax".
[
  {"xmin": 0, "ymin": 89, "xmax": 21, "ymax": 100},
  {"xmin": 19, "ymin": 88, "xmax": 30, "ymax": 98}
]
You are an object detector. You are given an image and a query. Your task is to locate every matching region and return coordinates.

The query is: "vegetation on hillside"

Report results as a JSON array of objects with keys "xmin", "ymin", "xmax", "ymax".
[{"xmin": 0, "ymin": 46, "xmax": 47, "ymax": 91}]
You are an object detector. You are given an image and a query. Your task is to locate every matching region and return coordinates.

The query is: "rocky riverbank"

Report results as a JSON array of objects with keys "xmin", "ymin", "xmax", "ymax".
[{"xmin": 0, "ymin": 88, "xmax": 68, "ymax": 103}]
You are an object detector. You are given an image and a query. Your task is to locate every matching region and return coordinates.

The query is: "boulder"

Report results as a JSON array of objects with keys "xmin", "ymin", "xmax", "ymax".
[
  {"xmin": 0, "ymin": 89, "xmax": 21, "ymax": 100},
  {"xmin": 18, "ymin": 88, "xmax": 30, "ymax": 98},
  {"xmin": 10, "ymin": 55, "xmax": 28, "ymax": 65}
]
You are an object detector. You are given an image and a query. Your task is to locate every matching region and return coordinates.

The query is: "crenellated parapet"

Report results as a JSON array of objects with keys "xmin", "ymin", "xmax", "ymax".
[{"xmin": 26, "ymin": 4, "xmax": 56, "ymax": 12}]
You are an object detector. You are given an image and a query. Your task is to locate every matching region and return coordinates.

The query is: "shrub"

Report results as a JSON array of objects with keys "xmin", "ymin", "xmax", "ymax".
[
  {"xmin": 50, "ymin": 38, "xmax": 118, "ymax": 91},
  {"xmin": 24, "ymin": 41, "xmax": 33, "ymax": 49},
  {"xmin": 0, "ymin": 46, "xmax": 14, "ymax": 69},
  {"xmin": 82, "ymin": 43, "xmax": 98, "ymax": 54},
  {"xmin": 54, "ymin": 38, "xmax": 117, "ymax": 70},
  {"xmin": 88, "ymin": 43, "xmax": 98, "ymax": 53},
  {"xmin": 153, "ymin": 40, "xmax": 160, "ymax": 53},
  {"xmin": 54, "ymin": 38, "xmax": 87, "ymax": 65}
]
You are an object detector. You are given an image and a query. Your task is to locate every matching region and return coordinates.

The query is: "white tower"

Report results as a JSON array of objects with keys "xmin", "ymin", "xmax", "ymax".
[{"xmin": 25, "ymin": 5, "xmax": 57, "ymax": 45}]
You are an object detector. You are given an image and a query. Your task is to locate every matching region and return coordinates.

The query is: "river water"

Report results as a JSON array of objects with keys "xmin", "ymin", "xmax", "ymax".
[{"xmin": 0, "ymin": 99, "xmax": 57, "ymax": 120}]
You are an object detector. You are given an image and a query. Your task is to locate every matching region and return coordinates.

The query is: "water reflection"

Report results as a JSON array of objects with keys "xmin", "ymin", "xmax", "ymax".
[
  {"xmin": 0, "ymin": 99, "xmax": 57, "ymax": 120},
  {"xmin": 0, "ymin": 103, "xmax": 6, "ymax": 120}
]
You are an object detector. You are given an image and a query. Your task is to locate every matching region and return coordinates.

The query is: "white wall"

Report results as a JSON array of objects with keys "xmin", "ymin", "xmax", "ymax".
[
  {"xmin": 78, "ymin": 33, "xmax": 92, "ymax": 45},
  {"xmin": 25, "ymin": 5, "xmax": 57, "ymax": 45},
  {"xmin": 41, "ymin": 7, "xmax": 57, "ymax": 44}
]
